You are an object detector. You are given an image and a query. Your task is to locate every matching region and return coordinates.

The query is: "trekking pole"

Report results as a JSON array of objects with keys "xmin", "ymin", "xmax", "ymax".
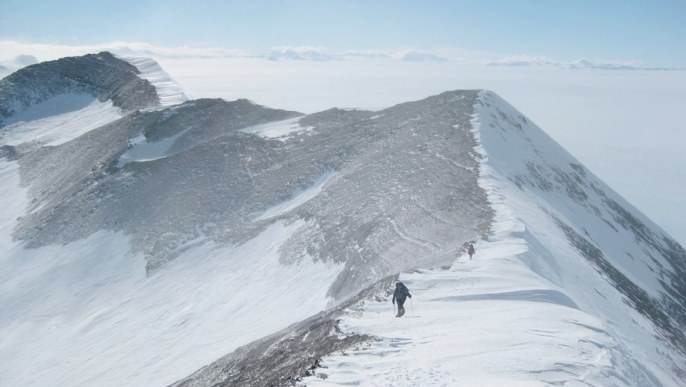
[{"xmin": 410, "ymin": 298, "xmax": 414, "ymax": 316}]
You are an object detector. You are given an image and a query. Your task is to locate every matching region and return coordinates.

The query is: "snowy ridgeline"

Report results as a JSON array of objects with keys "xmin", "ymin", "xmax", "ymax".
[
  {"xmin": 301, "ymin": 243, "xmax": 625, "ymax": 386},
  {"xmin": 297, "ymin": 91, "xmax": 686, "ymax": 386},
  {"xmin": 299, "ymin": 196, "xmax": 669, "ymax": 385}
]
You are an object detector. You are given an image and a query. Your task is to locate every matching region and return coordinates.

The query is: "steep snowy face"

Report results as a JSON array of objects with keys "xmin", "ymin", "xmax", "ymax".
[
  {"xmin": 0, "ymin": 52, "xmax": 159, "ymax": 126},
  {"xmin": 473, "ymin": 91, "xmax": 686, "ymax": 377}
]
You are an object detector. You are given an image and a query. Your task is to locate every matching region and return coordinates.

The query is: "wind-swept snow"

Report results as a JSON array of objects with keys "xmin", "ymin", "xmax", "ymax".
[
  {"xmin": 301, "ymin": 246, "xmax": 628, "ymax": 386},
  {"xmin": 123, "ymin": 56, "xmax": 187, "ymax": 107},
  {"xmin": 473, "ymin": 91, "xmax": 671, "ymax": 297},
  {"xmin": 0, "ymin": 94, "xmax": 123, "ymax": 146},
  {"xmin": 469, "ymin": 90, "xmax": 684, "ymax": 384},
  {"xmin": 117, "ymin": 130, "xmax": 187, "ymax": 167},
  {"xmin": 255, "ymin": 171, "xmax": 334, "ymax": 220},
  {"xmin": 0, "ymin": 223, "xmax": 342, "ymax": 387},
  {"xmin": 240, "ymin": 116, "xmax": 311, "ymax": 140}
]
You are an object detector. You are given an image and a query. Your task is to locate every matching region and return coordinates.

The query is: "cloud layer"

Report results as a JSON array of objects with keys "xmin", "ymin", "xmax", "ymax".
[
  {"xmin": 487, "ymin": 55, "xmax": 679, "ymax": 71},
  {"xmin": 2, "ymin": 40, "xmax": 680, "ymax": 72}
]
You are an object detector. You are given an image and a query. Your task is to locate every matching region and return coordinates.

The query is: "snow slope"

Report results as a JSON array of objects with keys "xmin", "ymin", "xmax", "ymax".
[
  {"xmin": 301, "ymin": 247, "xmax": 632, "ymax": 386},
  {"xmin": 0, "ymin": 156, "xmax": 342, "ymax": 387},
  {"xmin": 299, "ymin": 90, "xmax": 685, "ymax": 386},
  {"xmin": 300, "ymin": 212, "xmax": 671, "ymax": 386},
  {"xmin": 239, "ymin": 116, "xmax": 312, "ymax": 140},
  {"xmin": 0, "ymin": 54, "xmax": 340, "ymax": 386},
  {"xmin": 0, "ymin": 93, "xmax": 124, "ymax": 146},
  {"xmin": 471, "ymin": 91, "xmax": 685, "ymax": 360}
]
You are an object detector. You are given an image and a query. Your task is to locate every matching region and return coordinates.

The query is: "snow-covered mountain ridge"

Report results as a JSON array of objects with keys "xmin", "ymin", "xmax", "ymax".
[
  {"xmin": 178, "ymin": 91, "xmax": 686, "ymax": 387},
  {"xmin": 293, "ymin": 91, "xmax": 686, "ymax": 386},
  {"xmin": 0, "ymin": 52, "xmax": 186, "ymax": 148},
  {"xmin": 0, "ymin": 52, "xmax": 159, "ymax": 126},
  {"xmin": 473, "ymin": 91, "xmax": 686, "ymax": 352},
  {"xmin": 0, "ymin": 54, "xmax": 684, "ymax": 386}
]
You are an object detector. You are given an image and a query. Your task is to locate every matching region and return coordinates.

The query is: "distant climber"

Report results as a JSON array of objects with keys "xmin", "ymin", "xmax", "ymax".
[
  {"xmin": 392, "ymin": 281, "xmax": 412, "ymax": 317},
  {"xmin": 468, "ymin": 243, "xmax": 475, "ymax": 260}
]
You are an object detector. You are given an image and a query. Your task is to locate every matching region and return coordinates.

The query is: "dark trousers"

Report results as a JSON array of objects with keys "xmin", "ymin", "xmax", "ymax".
[{"xmin": 396, "ymin": 299, "xmax": 406, "ymax": 317}]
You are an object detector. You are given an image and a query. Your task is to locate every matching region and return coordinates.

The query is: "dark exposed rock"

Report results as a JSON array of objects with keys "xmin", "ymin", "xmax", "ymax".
[{"xmin": 12, "ymin": 90, "xmax": 492, "ymax": 300}]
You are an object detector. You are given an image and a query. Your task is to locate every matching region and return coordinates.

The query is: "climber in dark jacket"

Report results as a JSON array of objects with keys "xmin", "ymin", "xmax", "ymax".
[
  {"xmin": 468, "ymin": 243, "xmax": 475, "ymax": 260},
  {"xmin": 392, "ymin": 281, "xmax": 412, "ymax": 317}
]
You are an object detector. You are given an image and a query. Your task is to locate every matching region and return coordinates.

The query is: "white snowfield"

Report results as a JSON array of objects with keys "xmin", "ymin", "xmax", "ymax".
[
  {"xmin": 240, "ymin": 116, "xmax": 313, "ymax": 140},
  {"xmin": 300, "ymin": 91, "xmax": 684, "ymax": 386}
]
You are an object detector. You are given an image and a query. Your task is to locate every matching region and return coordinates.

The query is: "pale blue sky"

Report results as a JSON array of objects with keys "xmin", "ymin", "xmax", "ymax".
[{"xmin": 1, "ymin": 0, "xmax": 685, "ymax": 66}]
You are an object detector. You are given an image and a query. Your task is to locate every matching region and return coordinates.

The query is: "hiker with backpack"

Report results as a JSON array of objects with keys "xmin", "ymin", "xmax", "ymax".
[
  {"xmin": 392, "ymin": 281, "xmax": 412, "ymax": 317},
  {"xmin": 468, "ymin": 243, "xmax": 475, "ymax": 260}
]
